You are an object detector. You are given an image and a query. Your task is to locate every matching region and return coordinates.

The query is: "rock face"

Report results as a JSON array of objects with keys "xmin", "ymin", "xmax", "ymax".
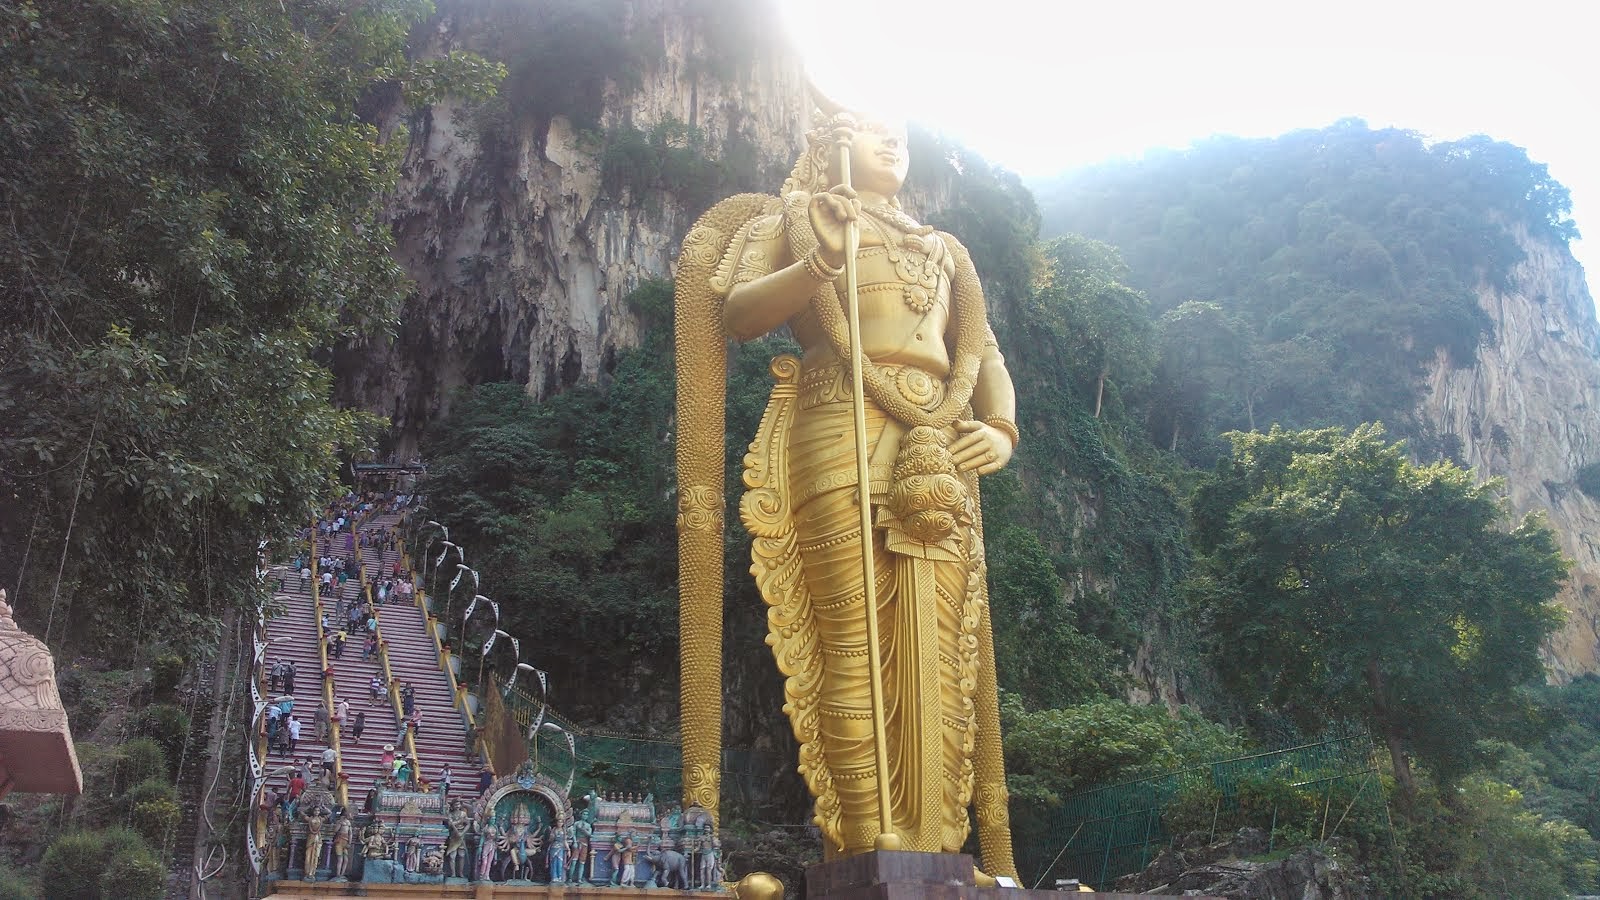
[
  {"xmin": 1417, "ymin": 226, "xmax": 1600, "ymax": 680},
  {"xmin": 336, "ymin": 0, "xmax": 812, "ymax": 454},
  {"xmin": 1116, "ymin": 830, "xmax": 1379, "ymax": 899}
]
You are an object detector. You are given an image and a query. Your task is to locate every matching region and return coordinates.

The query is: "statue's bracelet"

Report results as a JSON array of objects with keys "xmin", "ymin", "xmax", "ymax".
[
  {"xmin": 981, "ymin": 415, "xmax": 1020, "ymax": 449},
  {"xmin": 803, "ymin": 248, "xmax": 844, "ymax": 282}
]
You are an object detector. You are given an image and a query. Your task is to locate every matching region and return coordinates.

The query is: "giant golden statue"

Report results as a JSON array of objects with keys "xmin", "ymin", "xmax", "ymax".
[{"xmin": 676, "ymin": 108, "xmax": 1018, "ymax": 877}]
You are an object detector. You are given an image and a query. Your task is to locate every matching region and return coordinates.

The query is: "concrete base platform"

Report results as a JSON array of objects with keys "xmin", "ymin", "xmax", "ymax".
[
  {"xmin": 263, "ymin": 880, "xmax": 727, "ymax": 898},
  {"xmin": 805, "ymin": 850, "xmax": 1210, "ymax": 899}
]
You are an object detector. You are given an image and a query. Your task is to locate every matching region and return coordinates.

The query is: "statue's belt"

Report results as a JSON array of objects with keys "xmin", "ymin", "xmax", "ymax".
[
  {"xmin": 798, "ymin": 362, "xmax": 948, "ymax": 413},
  {"xmin": 789, "ymin": 363, "xmax": 973, "ymax": 558}
]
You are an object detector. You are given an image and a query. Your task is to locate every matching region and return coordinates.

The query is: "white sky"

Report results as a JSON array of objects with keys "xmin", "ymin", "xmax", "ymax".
[{"xmin": 778, "ymin": 0, "xmax": 1599, "ymax": 297}]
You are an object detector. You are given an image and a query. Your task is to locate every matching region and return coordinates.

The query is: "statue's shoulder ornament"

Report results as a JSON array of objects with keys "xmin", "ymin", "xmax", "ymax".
[{"xmin": 702, "ymin": 195, "xmax": 785, "ymax": 295}]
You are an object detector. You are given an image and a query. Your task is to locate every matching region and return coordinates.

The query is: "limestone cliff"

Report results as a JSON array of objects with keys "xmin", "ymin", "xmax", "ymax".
[
  {"xmin": 336, "ymin": 0, "xmax": 812, "ymax": 453},
  {"xmin": 1417, "ymin": 226, "xmax": 1600, "ymax": 680}
]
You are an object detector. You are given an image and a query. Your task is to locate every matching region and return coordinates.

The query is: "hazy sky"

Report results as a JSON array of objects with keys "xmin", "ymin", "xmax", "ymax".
[{"xmin": 778, "ymin": 0, "xmax": 1598, "ymax": 295}]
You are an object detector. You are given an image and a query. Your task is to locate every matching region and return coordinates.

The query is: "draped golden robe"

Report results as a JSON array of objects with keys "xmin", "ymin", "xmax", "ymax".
[{"xmin": 733, "ymin": 210, "xmax": 983, "ymax": 856}]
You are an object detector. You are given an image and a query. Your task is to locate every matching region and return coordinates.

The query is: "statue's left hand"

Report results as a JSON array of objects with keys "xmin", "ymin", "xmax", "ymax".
[{"xmin": 951, "ymin": 420, "xmax": 1013, "ymax": 475}]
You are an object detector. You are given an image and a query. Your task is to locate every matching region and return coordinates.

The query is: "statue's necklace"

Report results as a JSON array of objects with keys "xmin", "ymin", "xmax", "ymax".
[
  {"xmin": 784, "ymin": 191, "xmax": 983, "ymax": 430},
  {"xmin": 861, "ymin": 207, "xmax": 942, "ymax": 315}
]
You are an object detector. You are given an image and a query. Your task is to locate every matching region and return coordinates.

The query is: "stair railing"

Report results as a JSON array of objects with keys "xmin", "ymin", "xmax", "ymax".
[
  {"xmin": 247, "ymin": 521, "xmax": 312, "ymax": 880},
  {"xmin": 398, "ymin": 525, "xmax": 495, "ymax": 774}
]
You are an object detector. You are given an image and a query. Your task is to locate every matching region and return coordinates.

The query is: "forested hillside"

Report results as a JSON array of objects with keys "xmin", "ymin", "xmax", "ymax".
[{"xmin": 1033, "ymin": 120, "xmax": 1580, "ymax": 461}]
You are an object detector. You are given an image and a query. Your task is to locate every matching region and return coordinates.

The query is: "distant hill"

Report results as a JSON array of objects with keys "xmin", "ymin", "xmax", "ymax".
[{"xmin": 1030, "ymin": 119, "xmax": 1580, "ymax": 457}]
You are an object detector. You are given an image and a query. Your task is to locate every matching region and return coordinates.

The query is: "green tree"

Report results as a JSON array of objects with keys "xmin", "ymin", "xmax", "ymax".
[
  {"xmin": 0, "ymin": 0, "xmax": 501, "ymax": 652},
  {"xmin": 1149, "ymin": 301, "xmax": 1248, "ymax": 453},
  {"xmin": 1001, "ymin": 694, "xmax": 1244, "ymax": 805},
  {"xmin": 1032, "ymin": 236, "xmax": 1154, "ymax": 418},
  {"xmin": 419, "ymin": 280, "xmax": 794, "ymax": 725},
  {"xmin": 1191, "ymin": 424, "xmax": 1567, "ymax": 798}
]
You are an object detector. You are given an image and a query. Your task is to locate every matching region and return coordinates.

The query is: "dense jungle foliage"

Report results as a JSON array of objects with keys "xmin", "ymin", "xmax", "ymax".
[
  {"xmin": 0, "ymin": 0, "xmax": 501, "ymax": 892},
  {"xmin": 0, "ymin": 0, "xmax": 500, "ymax": 652}
]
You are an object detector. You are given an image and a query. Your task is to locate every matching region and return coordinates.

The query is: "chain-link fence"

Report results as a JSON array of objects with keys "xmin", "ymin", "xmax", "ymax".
[
  {"xmin": 497, "ymin": 678, "xmax": 795, "ymax": 822},
  {"xmin": 1014, "ymin": 730, "xmax": 1381, "ymax": 889}
]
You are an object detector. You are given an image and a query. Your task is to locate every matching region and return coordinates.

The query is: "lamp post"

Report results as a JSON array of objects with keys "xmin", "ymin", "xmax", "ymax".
[
  {"xmin": 404, "ymin": 507, "xmax": 430, "ymax": 556},
  {"xmin": 478, "ymin": 628, "xmax": 517, "ymax": 701},
  {"xmin": 430, "ymin": 541, "xmax": 462, "ymax": 607},
  {"xmin": 417, "ymin": 521, "xmax": 446, "ymax": 588},
  {"xmin": 447, "ymin": 564, "xmax": 478, "ymax": 648}
]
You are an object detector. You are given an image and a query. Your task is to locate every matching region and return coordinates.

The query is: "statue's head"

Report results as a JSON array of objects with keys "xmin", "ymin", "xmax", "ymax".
[{"xmin": 784, "ymin": 111, "xmax": 909, "ymax": 205}]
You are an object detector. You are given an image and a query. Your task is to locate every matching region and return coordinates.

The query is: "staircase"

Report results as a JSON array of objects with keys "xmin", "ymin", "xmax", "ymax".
[
  {"xmin": 349, "ymin": 511, "xmax": 474, "ymax": 796},
  {"xmin": 255, "ymin": 504, "xmax": 473, "ymax": 833},
  {"xmin": 165, "ymin": 656, "xmax": 217, "ymax": 899},
  {"xmin": 315, "ymin": 536, "xmax": 399, "ymax": 803},
  {"xmin": 259, "ymin": 549, "xmax": 344, "ymax": 798}
]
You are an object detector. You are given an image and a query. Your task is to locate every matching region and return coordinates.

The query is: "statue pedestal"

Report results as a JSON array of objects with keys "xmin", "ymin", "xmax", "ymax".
[{"xmin": 805, "ymin": 850, "xmax": 1202, "ymax": 899}]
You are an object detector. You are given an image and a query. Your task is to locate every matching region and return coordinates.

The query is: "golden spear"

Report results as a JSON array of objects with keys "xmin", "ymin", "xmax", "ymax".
[{"xmin": 832, "ymin": 131, "xmax": 900, "ymax": 851}]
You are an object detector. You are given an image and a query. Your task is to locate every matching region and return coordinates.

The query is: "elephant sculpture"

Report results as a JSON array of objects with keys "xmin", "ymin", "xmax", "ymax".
[{"xmin": 646, "ymin": 847, "xmax": 690, "ymax": 889}]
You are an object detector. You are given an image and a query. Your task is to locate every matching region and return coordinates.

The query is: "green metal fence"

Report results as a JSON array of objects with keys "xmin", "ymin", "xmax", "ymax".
[
  {"xmin": 497, "ymin": 677, "xmax": 1379, "ymax": 888},
  {"xmin": 1014, "ymin": 730, "xmax": 1381, "ymax": 890},
  {"xmin": 497, "ymin": 679, "xmax": 794, "ymax": 822}
]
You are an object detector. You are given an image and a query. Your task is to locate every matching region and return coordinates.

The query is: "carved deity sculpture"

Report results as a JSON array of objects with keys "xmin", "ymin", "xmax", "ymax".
[
  {"xmin": 331, "ymin": 812, "xmax": 354, "ymax": 879},
  {"xmin": 570, "ymin": 834, "xmax": 590, "ymax": 884},
  {"xmin": 362, "ymin": 822, "xmax": 391, "ymax": 860},
  {"xmin": 548, "ymin": 825, "xmax": 567, "ymax": 883},
  {"xmin": 302, "ymin": 807, "xmax": 327, "ymax": 876},
  {"xmin": 675, "ymin": 106, "xmax": 1018, "ymax": 876},
  {"xmin": 444, "ymin": 801, "xmax": 471, "ymax": 877},
  {"xmin": 698, "ymin": 835, "xmax": 721, "ymax": 888},
  {"xmin": 264, "ymin": 807, "xmax": 285, "ymax": 877},
  {"xmin": 477, "ymin": 823, "xmax": 499, "ymax": 881},
  {"xmin": 405, "ymin": 834, "xmax": 423, "ymax": 872},
  {"xmin": 611, "ymin": 834, "xmax": 637, "ymax": 886}
]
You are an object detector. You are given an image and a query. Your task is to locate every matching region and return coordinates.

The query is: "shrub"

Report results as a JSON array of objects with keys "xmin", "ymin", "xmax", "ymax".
[
  {"xmin": 99, "ymin": 850, "xmax": 165, "ymax": 900},
  {"xmin": 0, "ymin": 863, "xmax": 37, "ymax": 900},
  {"xmin": 126, "ymin": 778, "xmax": 177, "ymax": 808},
  {"xmin": 129, "ymin": 779, "xmax": 182, "ymax": 846},
  {"xmin": 1162, "ymin": 779, "xmax": 1222, "ymax": 836},
  {"xmin": 112, "ymin": 739, "xmax": 168, "ymax": 795},
  {"xmin": 1234, "ymin": 769, "xmax": 1316, "ymax": 831},
  {"xmin": 42, "ymin": 832, "xmax": 103, "ymax": 900},
  {"xmin": 56, "ymin": 668, "xmax": 108, "ymax": 732},
  {"xmin": 131, "ymin": 796, "xmax": 181, "ymax": 846},
  {"xmin": 150, "ymin": 654, "xmax": 185, "ymax": 699},
  {"xmin": 133, "ymin": 704, "xmax": 190, "ymax": 775},
  {"xmin": 40, "ymin": 827, "xmax": 151, "ymax": 900}
]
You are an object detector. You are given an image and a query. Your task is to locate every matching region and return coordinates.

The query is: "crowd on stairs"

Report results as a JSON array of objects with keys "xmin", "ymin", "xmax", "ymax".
[{"xmin": 255, "ymin": 490, "xmax": 488, "ymax": 837}]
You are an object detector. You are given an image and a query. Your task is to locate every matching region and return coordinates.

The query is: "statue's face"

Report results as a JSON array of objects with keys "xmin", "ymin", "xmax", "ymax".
[{"xmin": 840, "ymin": 121, "xmax": 909, "ymax": 197}]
